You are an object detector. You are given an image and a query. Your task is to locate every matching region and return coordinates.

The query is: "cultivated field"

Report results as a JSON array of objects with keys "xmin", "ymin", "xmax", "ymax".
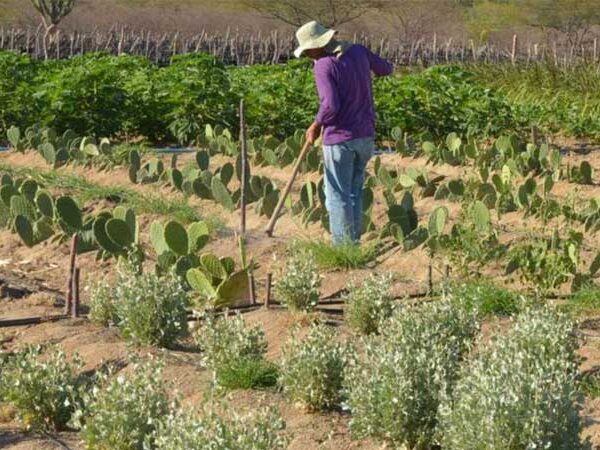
[{"xmin": 2, "ymin": 50, "xmax": 600, "ymax": 450}]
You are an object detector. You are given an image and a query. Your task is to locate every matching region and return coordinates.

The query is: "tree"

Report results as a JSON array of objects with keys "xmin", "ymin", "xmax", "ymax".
[
  {"xmin": 243, "ymin": 0, "xmax": 383, "ymax": 27},
  {"xmin": 30, "ymin": 0, "xmax": 77, "ymax": 59},
  {"xmin": 376, "ymin": 0, "xmax": 464, "ymax": 41},
  {"xmin": 31, "ymin": 0, "xmax": 76, "ymax": 29},
  {"xmin": 464, "ymin": 0, "xmax": 600, "ymax": 46}
]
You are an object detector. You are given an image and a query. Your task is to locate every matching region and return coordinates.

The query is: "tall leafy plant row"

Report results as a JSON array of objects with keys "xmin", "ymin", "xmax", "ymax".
[{"xmin": 0, "ymin": 50, "xmax": 531, "ymax": 144}]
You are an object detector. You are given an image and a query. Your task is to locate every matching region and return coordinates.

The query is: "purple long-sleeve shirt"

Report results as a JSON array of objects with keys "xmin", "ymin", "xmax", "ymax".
[{"xmin": 314, "ymin": 44, "xmax": 393, "ymax": 146}]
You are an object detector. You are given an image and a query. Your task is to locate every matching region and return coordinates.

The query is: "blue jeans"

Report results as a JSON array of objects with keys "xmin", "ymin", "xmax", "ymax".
[{"xmin": 323, "ymin": 137, "xmax": 374, "ymax": 245}]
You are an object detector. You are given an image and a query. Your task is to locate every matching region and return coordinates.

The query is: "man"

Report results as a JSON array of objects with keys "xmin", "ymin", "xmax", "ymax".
[{"xmin": 294, "ymin": 21, "xmax": 393, "ymax": 245}]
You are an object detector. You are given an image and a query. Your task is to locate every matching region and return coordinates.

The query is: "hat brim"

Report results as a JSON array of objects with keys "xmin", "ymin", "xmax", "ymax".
[{"xmin": 294, "ymin": 29, "xmax": 337, "ymax": 58}]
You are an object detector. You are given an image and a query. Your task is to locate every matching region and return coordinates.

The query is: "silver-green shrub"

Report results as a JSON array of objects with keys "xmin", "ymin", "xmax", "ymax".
[
  {"xmin": 196, "ymin": 313, "xmax": 267, "ymax": 372},
  {"xmin": 153, "ymin": 406, "xmax": 287, "ymax": 450},
  {"xmin": 76, "ymin": 358, "xmax": 172, "ymax": 450},
  {"xmin": 88, "ymin": 276, "xmax": 118, "ymax": 326},
  {"xmin": 91, "ymin": 264, "xmax": 189, "ymax": 347},
  {"xmin": 439, "ymin": 307, "xmax": 587, "ymax": 450},
  {"xmin": 0, "ymin": 345, "xmax": 83, "ymax": 431},
  {"xmin": 344, "ymin": 273, "xmax": 393, "ymax": 334},
  {"xmin": 279, "ymin": 323, "xmax": 351, "ymax": 411},
  {"xmin": 275, "ymin": 250, "xmax": 321, "ymax": 312},
  {"xmin": 344, "ymin": 299, "xmax": 479, "ymax": 449}
]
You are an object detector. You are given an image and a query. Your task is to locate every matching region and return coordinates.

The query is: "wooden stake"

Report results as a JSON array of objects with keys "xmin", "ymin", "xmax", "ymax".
[
  {"xmin": 240, "ymin": 98, "xmax": 248, "ymax": 236},
  {"xmin": 72, "ymin": 268, "xmax": 80, "ymax": 318},
  {"xmin": 427, "ymin": 263, "xmax": 433, "ymax": 295},
  {"xmin": 65, "ymin": 234, "xmax": 78, "ymax": 315},
  {"xmin": 249, "ymin": 271, "xmax": 257, "ymax": 305},
  {"xmin": 265, "ymin": 273, "xmax": 272, "ymax": 308}
]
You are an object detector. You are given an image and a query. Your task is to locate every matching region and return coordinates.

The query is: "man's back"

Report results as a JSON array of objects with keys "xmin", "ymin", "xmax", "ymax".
[{"xmin": 314, "ymin": 44, "xmax": 394, "ymax": 146}]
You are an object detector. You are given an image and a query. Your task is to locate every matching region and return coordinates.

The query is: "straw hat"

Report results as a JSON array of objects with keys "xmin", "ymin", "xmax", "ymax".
[{"xmin": 294, "ymin": 21, "xmax": 337, "ymax": 58}]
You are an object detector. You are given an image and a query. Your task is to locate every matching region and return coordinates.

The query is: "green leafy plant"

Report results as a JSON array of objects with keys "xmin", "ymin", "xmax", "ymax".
[
  {"xmin": 90, "ymin": 263, "xmax": 189, "ymax": 347},
  {"xmin": 444, "ymin": 279, "xmax": 523, "ymax": 317},
  {"xmin": 439, "ymin": 307, "xmax": 586, "ymax": 450},
  {"xmin": 196, "ymin": 314, "xmax": 268, "ymax": 377},
  {"xmin": 274, "ymin": 250, "xmax": 321, "ymax": 312},
  {"xmin": 279, "ymin": 323, "xmax": 351, "ymax": 411},
  {"xmin": 152, "ymin": 405, "xmax": 287, "ymax": 450},
  {"xmin": 76, "ymin": 357, "xmax": 171, "ymax": 450},
  {"xmin": 216, "ymin": 358, "xmax": 279, "ymax": 391},
  {"xmin": 507, "ymin": 230, "xmax": 584, "ymax": 296},
  {"xmin": 344, "ymin": 273, "xmax": 394, "ymax": 335},
  {"xmin": 0, "ymin": 345, "xmax": 84, "ymax": 431},
  {"xmin": 344, "ymin": 298, "xmax": 479, "ymax": 449},
  {"xmin": 291, "ymin": 239, "xmax": 378, "ymax": 270}
]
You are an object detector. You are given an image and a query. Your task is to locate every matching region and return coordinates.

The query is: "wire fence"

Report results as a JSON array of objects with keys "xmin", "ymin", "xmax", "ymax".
[{"xmin": 1, "ymin": 25, "xmax": 598, "ymax": 67}]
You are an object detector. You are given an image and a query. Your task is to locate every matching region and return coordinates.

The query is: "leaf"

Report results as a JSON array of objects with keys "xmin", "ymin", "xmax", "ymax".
[
  {"xmin": 590, "ymin": 252, "xmax": 600, "ymax": 276},
  {"xmin": 187, "ymin": 221, "xmax": 209, "ymax": 253},
  {"xmin": 150, "ymin": 222, "xmax": 169, "ymax": 255},
  {"xmin": 470, "ymin": 200, "xmax": 490, "ymax": 233},
  {"xmin": 164, "ymin": 221, "xmax": 189, "ymax": 256},
  {"xmin": 186, "ymin": 268, "xmax": 217, "ymax": 298},
  {"xmin": 216, "ymin": 270, "xmax": 250, "ymax": 306},
  {"xmin": 201, "ymin": 254, "xmax": 227, "ymax": 280},
  {"xmin": 428, "ymin": 207, "xmax": 448, "ymax": 236}
]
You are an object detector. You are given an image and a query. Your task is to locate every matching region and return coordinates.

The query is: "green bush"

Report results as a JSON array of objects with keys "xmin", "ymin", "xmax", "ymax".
[
  {"xmin": 439, "ymin": 307, "xmax": 586, "ymax": 450},
  {"xmin": 89, "ymin": 264, "xmax": 189, "ymax": 347},
  {"xmin": 229, "ymin": 59, "xmax": 314, "ymax": 139},
  {"xmin": 344, "ymin": 273, "xmax": 394, "ymax": 334},
  {"xmin": 344, "ymin": 299, "xmax": 479, "ymax": 449},
  {"xmin": 88, "ymin": 276, "xmax": 118, "ymax": 327},
  {"xmin": 77, "ymin": 358, "xmax": 171, "ymax": 450},
  {"xmin": 153, "ymin": 406, "xmax": 287, "ymax": 450},
  {"xmin": 0, "ymin": 345, "xmax": 83, "ymax": 431},
  {"xmin": 36, "ymin": 53, "xmax": 151, "ymax": 137},
  {"xmin": 275, "ymin": 250, "xmax": 321, "ymax": 312},
  {"xmin": 196, "ymin": 313, "xmax": 267, "ymax": 373},
  {"xmin": 563, "ymin": 283, "xmax": 600, "ymax": 316},
  {"xmin": 374, "ymin": 65, "xmax": 526, "ymax": 140},
  {"xmin": 293, "ymin": 239, "xmax": 378, "ymax": 270},
  {"xmin": 279, "ymin": 323, "xmax": 351, "ymax": 411},
  {"xmin": 0, "ymin": 51, "xmax": 39, "ymax": 138},
  {"xmin": 444, "ymin": 279, "xmax": 523, "ymax": 317},
  {"xmin": 155, "ymin": 53, "xmax": 237, "ymax": 145},
  {"xmin": 216, "ymin": 357, "xmax": 279, "ymax": 391}
]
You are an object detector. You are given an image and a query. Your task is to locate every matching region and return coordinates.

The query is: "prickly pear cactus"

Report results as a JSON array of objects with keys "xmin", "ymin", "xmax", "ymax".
[{"xmin": 211, "ymin": 177, "xmax": 234, "ymax": 212}]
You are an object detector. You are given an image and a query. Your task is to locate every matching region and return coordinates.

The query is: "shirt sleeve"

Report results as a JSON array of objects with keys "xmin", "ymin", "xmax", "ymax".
[
  {"xmin": 314, "ymin": 60, "xmax": 340, "ymax": 126},
  {"xmin": 367, "ymin": 48, "xmax": 394, "ymax": 77}
]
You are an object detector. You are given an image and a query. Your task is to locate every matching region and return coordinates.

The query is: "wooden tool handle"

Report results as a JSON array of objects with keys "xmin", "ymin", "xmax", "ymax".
[{"xmin": 265, "ymin": 139, "xmax": 313, "ymax": 237}]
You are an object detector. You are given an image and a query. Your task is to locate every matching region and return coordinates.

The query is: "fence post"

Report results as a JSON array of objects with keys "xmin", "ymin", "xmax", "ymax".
[{"xmin": 511, "ymin": 34, "xmax": 518, "ymax": 65}]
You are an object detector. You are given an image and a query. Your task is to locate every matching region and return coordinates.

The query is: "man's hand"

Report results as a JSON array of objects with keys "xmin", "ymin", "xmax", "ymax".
[{"xmin": 306, "ymin": 122, "xmax": 323, "ymax": 145}]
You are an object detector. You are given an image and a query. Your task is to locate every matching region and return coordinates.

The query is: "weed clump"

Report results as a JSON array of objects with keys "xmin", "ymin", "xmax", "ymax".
[
  {"xmin": 444, "ymin": 279, "xmax": 523, "ymax": 317},
  {"xmin": 292, "ymin": 240, "xmax": 378, "ymax": 269}
]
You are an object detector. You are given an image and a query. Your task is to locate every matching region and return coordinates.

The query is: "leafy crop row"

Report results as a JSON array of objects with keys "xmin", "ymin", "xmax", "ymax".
[{"xmin": 0, "ymin": 51, "xmax": 536, "ymax": 144}]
